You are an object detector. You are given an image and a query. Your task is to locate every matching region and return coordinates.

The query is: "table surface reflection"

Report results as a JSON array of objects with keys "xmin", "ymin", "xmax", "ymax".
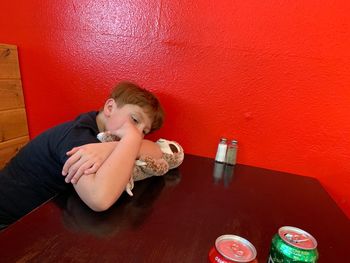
[{"xmin": 0, "ymin": 154, "xmax": 349, "ymax": 262}]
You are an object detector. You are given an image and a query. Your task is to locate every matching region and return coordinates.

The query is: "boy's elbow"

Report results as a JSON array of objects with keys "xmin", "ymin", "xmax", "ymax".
[
  {"xmin": 89, "ymin": 202, "xmax": 110, "ymax": 212},
  {"xmin": 73, "ymin": 179, "xmax": 125, "ymax": 212},
  {"xmin": 85, "ymin": 192, "xmax": 122, "ymax": 212}
]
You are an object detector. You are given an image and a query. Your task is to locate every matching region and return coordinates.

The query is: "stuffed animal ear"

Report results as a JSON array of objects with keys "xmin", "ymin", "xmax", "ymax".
[{"xmin": 157, "ymin": 139, "xmax": 184, "ymax": 170}]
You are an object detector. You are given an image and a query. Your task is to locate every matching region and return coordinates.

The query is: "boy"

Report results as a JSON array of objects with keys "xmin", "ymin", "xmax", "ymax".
[{"xmin": 0, "ymin": 82, "xmax": 165, "ymax": 229}]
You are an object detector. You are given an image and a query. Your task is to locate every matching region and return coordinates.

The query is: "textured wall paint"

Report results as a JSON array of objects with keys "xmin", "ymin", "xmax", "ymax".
[{"xmin": 0, "ymin": 1, "xmax": 349, "ymax": 217}]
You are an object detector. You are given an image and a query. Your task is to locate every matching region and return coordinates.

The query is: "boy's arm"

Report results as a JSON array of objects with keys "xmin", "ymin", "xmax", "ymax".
[
  {"xmin": 72, "ymin": 122, "xmax": 142, "ymax": 212},
  {"xmin": 62, "ymin": 142, "xmax": 118, "ymax": 184},
  {"xmin": 62, "ymin": 139, "xmax": 162, "ymax": 184}
]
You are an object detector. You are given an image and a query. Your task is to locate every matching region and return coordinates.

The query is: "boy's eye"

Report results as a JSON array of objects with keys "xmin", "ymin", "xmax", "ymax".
[{"xmin": 131, "ymin": 115, "xmax": 139, "ymax": 124}]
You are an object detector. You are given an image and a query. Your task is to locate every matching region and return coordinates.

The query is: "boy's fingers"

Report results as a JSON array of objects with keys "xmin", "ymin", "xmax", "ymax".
[
  {"xmin": 65, "ymin": 165, "xmax": 78, "ymax": 182},
  {"xmin": 66, "ymin": 146, "xmax": 80, "ymax": 156},
  {"xmin": 84, "ymin": 163, "xmax": 100, "ymax": 175},
  {"xmin": 65, "ymin": 169, "xmax": 79, "ymax": 183},
  {"xmin": 71, "ymin": 161, "xmax": 93, "ymax": 184},
  {"xmin": 65, "ymin": 159, "xmax": 83, "ymax": 182},
  {"xmin": 62, "ymin": 151, "xmax": 82, "ymax": 175},
  {"xmin": 70, "ymin": 169, "xmax": 84, "ymax": 184}
]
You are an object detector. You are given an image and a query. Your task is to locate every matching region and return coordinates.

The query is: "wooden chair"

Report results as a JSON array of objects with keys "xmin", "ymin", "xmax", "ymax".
[{"xmin": 0, "ymin": 44, "xmax": 29, "ymax": 169}]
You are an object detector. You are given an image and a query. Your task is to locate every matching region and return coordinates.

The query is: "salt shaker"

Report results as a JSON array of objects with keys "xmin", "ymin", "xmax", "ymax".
[
  {"xmin": 215, "ymin": 138, "xmax": 227, "ymax": 163},
  {"xmin": 225, "ymin": 140, "xmax": 238, "ymax": 165}
]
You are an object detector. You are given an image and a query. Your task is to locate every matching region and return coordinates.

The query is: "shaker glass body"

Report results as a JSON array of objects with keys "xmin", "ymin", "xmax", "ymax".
[
  {"xmin": 225, "ymin": 140, "xmax": 238, "ymax": 165},
  {"xmin": 215, "ymin": 138, "xmax": 227, "ymax": 163}
]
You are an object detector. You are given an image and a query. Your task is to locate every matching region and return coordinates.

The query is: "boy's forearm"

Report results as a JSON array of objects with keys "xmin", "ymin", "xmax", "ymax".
[
  {"xmin": 73, "ymin": 133, "xmax": 142, "ymax": 211},
  {"xmin": 94, "ymin": 134, "xmax": 142, "ymax": 199}
]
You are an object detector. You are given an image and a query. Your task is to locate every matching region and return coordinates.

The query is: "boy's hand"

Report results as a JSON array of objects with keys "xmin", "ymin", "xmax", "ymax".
[
  {"xmin": 112, "ymin": 119, "xmax": 143, "ymax": 140},
  {"xmin": 62, "ymin": 142, "xmax": 117, "ymax": 184}
]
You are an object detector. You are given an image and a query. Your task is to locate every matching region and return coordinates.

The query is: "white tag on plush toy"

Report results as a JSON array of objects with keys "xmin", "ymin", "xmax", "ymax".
[{"xmin": 135, "ymin": 160, "xmax": 147, "ymax": 166}]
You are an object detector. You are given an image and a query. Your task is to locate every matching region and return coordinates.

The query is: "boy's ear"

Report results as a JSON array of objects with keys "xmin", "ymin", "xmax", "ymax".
[{"xmin": 103, "ymin": 98, "xmax": 116, "ymax": 117}]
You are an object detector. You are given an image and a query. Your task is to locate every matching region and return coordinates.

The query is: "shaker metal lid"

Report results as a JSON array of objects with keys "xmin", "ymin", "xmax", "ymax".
[
  {"xmin": 215, "ymin": 234, "xmax": 257, "ymax": 262},
  {"xmin": 278, "ymin": 226, "xmax": 317, "ymax": 250}
]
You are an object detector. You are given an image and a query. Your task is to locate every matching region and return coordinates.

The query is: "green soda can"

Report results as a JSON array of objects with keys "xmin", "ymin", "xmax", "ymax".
[{"xmin": 268, "ymin": 226, "xmax": 318, "ymax": 263}]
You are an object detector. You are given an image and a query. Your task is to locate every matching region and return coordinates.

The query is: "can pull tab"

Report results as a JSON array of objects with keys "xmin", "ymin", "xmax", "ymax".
[
  {"xmin": 285, "ymin": 233, "xmax": 308, "ymax": 243},
  {"xmin": 231, "ymin": 243, "xmax": 244, "ymax": 257}
]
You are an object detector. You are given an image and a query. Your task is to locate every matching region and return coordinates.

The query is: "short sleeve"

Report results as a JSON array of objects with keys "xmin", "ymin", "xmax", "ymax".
[{"xmin": 56, "ymin": 128, "xmax": 100, "ymax": 165}]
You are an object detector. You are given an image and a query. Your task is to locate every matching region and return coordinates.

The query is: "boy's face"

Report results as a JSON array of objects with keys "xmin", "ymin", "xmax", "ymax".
[{"xmin": 104, "ymin": 99, "xmax": 153, "ymax": 136}]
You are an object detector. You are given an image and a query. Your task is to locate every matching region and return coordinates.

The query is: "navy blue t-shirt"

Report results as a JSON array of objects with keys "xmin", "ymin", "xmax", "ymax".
[{"xmin": 0, "ymin": 111, "xmax": 100, "ymax": 226}]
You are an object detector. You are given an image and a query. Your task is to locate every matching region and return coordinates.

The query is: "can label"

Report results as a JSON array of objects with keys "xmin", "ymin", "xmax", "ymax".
[
  {"xmin": 208, "ymin": 235, "xmax": 257, "ymax": 263},
  {"xmin": 208, "ymin": 247, "xmax": 233, "ymax": 263},
  {"xmin": 209, "ymin": 246, "xmax": 258, "ymax": 263}
]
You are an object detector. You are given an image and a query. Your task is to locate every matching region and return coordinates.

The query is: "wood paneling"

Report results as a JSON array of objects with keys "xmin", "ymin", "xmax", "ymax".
[
  {"xmin": 0, "ymin": 44, "xmax": 20, "ymax": 79},
  {"xmin": 0, "ymin": 80, "xmax": 25, "ymax": 110},
  {"xmin": 0, "ymin": 136, "xmax": 29, "ymax": 168},
  {"xmin": 0, "ymin": 109, "xmax": 29, "ymax": 141},
  {"xmin": 0, "ymin": 44, "xmax": 29, "ymax": 169}
]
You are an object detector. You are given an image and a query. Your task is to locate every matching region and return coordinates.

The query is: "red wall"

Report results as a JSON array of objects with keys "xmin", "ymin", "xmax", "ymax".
[{"xmin": 1, "ymin": 1, "xmax": 349, "ymax": 218}]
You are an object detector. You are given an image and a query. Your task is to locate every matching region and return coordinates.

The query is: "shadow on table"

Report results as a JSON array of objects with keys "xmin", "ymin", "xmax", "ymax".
[
  {"xmin": 212, "ymin": 162, "xmax": 235, "ymax": 187},
  {"xmin": 58, "ymin": 170, "xmax": 181, "ymax": 238}
]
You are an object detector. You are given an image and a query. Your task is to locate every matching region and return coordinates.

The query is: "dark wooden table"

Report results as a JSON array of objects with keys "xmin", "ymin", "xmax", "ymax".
[{"xmin": 0, "ymin": 154, "xmax": 349, "ymax": 262}]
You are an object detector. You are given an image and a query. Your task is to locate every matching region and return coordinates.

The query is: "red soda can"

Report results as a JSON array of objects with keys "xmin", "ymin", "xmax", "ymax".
[{"xmin": 208, "ymin": 235, "xmax": 258, "ymax": 263}]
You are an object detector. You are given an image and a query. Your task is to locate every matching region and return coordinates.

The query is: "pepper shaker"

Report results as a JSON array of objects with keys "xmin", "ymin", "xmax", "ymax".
[{"xmin": 225, "ymin": 140, "xmax": 238, "ymax": 165}]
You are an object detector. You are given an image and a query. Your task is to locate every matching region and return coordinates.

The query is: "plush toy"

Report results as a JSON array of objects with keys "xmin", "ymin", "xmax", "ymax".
[{"xmin": 97, "ymin": 132, "xmax": 184, "ymax": 196}]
